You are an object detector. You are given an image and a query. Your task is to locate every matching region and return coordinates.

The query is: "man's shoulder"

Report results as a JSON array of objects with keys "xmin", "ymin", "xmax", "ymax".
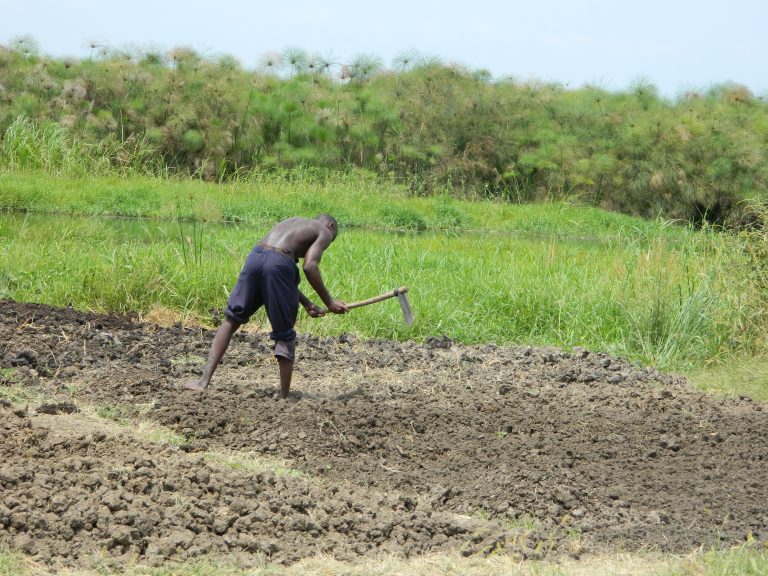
[{"xmin": 278, "ymin": 216, "xmax": 309, "ymax": 226}]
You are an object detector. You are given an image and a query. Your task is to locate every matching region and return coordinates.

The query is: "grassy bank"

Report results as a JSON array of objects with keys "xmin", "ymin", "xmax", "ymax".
[
  {"xmin": 0, "ymin": 170, "xmax": 685, "ymax": 237},
  {"xmin": 1, "ymin": 172, "xmax": 766, "ymax": 391}
]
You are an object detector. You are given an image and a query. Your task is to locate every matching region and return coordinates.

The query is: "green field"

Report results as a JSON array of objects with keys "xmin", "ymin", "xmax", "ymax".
[{"xmin": 1, "ymin": 171, "xmax": 766, "ymax": 399}]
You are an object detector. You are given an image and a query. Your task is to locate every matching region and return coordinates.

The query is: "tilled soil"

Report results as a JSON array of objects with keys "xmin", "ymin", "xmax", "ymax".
[{"xmin": 1, "ymin": 300, "xmax": 767, "ymax": 569}]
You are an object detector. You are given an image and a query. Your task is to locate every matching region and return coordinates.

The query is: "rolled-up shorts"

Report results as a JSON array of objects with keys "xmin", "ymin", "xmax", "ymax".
[{"xmin": 224, "ymin": 245, "xmax": 299, "ymax": 361}]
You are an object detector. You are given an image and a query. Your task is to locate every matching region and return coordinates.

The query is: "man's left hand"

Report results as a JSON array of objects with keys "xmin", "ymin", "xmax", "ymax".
[{"xmin": 304, "ymin": 302, "xmax": 325, "ymax": 318}]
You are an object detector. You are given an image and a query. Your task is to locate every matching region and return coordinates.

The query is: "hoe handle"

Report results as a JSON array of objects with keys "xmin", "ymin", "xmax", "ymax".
[{"xmin": 320, "ymin": 287, "xmax": 408, "ymax": 313}]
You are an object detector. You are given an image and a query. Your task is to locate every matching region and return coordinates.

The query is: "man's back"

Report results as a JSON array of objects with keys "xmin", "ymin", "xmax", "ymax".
[{"xmin": 260, "ymin": 217, "xmax": 333, "ymax": 259}]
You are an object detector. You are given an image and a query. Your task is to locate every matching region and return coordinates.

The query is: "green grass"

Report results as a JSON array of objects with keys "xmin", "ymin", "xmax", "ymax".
[
  {"xmin": 203, "ymin": 450, "xmax": 306, "ymax": 479},
  {"xmin": 1, "ymin": 546, "xmax": 768, "ymax": 575},
  {"xmin": 0, "ymin": 383, "xmax": 33, "ymax": 405},
  {"xmin": 0, "ymin": 212, "xmax": 754, "ymax": 373},
  {"xmin": 0, "ymin": 170, "xmax": 690, "ymax": 239},
  {"xmin": 95, "ymin": 403, "xmax": 135, "ymax": 425},
  {"xmin": 689, "ymin": 357, "xmax": 768, "ymax": 402},
  {"xmin": 695, "ymin": 544, "xmax": 768, "ymax": 576},
  {"xmin": 0, "ymin": 172, "xmax": 765, "ymax": 395},
  {"xmin": 169, "ymin": 354, "xmax": 206, "ymax": 367},
  {"xmin": 88, "ymin": 403, "xmax": 188, "ymax": 447},
  {"xmin": 0, "ymin": 551, "xmax": 28, "ymax": 576}
]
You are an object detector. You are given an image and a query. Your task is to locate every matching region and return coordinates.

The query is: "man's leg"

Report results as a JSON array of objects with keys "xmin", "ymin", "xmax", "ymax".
[
  {"xmin": 183, "ymin": 317, "xmax": 240, "ymax": 392},
  {"xmin": 262, "ymin": 258, "xmax": 299, "ymax": 400},
  {"xmin": 273, "ymin": 339, "xmax": 296, "ymax": 399},
  {"xmin": 277, "ymin": 356, "xmax": 293, "ymax": 399}
]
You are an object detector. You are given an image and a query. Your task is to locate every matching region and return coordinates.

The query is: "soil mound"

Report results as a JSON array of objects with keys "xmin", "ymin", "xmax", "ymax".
[{"xmin": 1, "ymin": 301, "xmax": 767, "ymax": 569}]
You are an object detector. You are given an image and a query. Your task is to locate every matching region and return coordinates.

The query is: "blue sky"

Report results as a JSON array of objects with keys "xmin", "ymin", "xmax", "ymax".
[{"xmin": 2, "ymin": 0, "xmax": 765, "ymax": 97}]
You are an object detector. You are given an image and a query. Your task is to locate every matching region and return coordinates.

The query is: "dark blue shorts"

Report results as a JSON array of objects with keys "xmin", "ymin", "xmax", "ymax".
[{"xmin": 224, "ymin": 245, "xmax": 300, "ymax": 346}]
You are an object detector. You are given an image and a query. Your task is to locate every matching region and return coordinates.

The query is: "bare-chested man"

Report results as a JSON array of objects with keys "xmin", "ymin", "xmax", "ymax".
[{"xmin": 183, "ymin": 214, "xmax": 348, "ymax": 398}]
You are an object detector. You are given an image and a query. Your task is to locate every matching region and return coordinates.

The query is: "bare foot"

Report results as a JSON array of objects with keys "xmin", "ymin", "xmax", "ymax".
[{"xmin": 182, "ymin": 380, "xmax": 207, "ymax": 392}]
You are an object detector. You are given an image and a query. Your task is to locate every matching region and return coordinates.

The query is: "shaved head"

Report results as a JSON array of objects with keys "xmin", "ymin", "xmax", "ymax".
[{"xmin": 315, "ymin": 214, "xmax": 338, "ymax": 239}]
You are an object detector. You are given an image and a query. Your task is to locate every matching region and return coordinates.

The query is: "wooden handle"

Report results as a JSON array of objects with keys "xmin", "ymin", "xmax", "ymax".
[{"xmin": 320, "ymin": 286, "xmax": 408, "ymax": 313}]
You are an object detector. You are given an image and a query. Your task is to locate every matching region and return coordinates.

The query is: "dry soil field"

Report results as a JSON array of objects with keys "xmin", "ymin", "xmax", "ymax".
[{"xmin": 1, "ymin": 301, "xmax": 767, "ymax": 570}]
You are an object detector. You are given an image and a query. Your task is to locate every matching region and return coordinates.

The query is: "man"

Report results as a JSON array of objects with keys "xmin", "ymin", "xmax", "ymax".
[{"xmin": 183, "ymin": 214, "xmax": 347, "ymax": 398}]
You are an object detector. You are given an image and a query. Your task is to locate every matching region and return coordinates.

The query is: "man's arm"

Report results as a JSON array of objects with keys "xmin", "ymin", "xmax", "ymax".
[
  {"xmin": 298, "ymin": 290, "xmax": 324, "ymax": 317},
  {"xmin": 302, "ymin": 232, "xmax": 347, "ymax": 314}
]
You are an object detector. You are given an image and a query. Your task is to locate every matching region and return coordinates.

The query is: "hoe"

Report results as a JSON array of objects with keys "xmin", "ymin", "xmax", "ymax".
[{"xmin": 321, "ymin": 286, "xmax": 413, "ymax": 325}]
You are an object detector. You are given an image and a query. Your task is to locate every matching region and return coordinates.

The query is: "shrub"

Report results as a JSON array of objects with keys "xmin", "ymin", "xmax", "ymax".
[
  {"xmin": 380, "ymin": 205, "xmax": 427, "ymax": 231},
  {"xmin": 183, "ymin": 129, "xmax": 204, "ymax": 153}
]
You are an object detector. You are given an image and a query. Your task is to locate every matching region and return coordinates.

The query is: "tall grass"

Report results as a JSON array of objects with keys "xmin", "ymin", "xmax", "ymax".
[
  {"xmin": 0, "ymin": 116, "xmax": 79, "ymax": 172},
  {"xmin": 611, "ymin": 227, "xmax": 751, "ymax": 368},
  {"xmin": 0, "ymin": 206, "xmax": 761, "ymax": 374},
  {"xmin": 0, "ymin": 116, "xmax": 162, "ymax": 177},
  {"xmin": 176, "ymin": 200, "xmax": 207, "ymax": 267}
]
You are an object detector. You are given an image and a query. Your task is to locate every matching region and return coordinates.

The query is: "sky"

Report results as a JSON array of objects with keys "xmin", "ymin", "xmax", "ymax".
[{"xmin": 1, "ymin": 0, "xmax": 765, "ymax": 98}]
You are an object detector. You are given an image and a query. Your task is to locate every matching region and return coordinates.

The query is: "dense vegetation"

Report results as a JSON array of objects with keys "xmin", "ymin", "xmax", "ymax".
[{"xmin": 1, "ymin": 37, "xmax": 767, "ymax": 226}]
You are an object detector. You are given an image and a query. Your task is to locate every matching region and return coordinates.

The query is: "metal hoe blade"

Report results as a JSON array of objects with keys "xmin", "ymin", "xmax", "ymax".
[{"xmin": 398, "ymin": 291, "xmax": 414, "ymax": 325}]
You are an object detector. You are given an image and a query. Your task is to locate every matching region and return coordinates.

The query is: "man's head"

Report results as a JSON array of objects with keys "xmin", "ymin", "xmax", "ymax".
[{"xmin": 315, "ymin": 214, "xmax": 338, "ymax": 240}]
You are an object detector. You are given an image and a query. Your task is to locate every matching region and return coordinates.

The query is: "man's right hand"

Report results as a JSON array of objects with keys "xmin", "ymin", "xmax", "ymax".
[{"xmin": 327, "ymin": 299, "xmax": 348, "ymax": 314}]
